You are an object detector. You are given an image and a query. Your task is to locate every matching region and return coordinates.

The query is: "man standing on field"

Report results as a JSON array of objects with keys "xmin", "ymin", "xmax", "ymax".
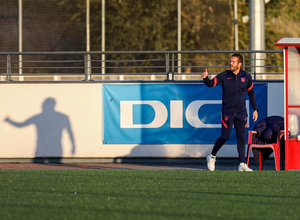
[{"xmin": 202, "ymin": 53, "xmax": 258, "ymax": 171}]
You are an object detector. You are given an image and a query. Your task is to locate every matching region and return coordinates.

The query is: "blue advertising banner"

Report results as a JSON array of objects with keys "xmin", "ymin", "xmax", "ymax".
[{"xmin": 102, "ymin": 84, "xmax": 267, "ymax": 144}]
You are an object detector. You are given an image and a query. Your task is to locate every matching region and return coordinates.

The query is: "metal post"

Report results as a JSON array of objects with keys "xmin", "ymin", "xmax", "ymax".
[
  {"xmin": 253, "ymin": 52, "xmax": 256, "ymax": 80},
  {"xmin": 172, "ymin": 53, "xmax": 175, "ymax": 81},
  {"xmin": 19, "ymin": 0, "xmax": 24, "ymax": 81},
  {"xmin": 7, "ymin": 55, "xmax": 11, "ymax": 81},
  {"xmin": 165, "ymin": 53, "xmax": 170, "ymax": 81},
  {"xmin": 250, "ymin": 0, "xmax": 265, "ymax": 78},
  {"xmin": 101, "ymin": 0, "xmax": 106, "ymax": 75},
  {"xmin": 234, "ymin": 0, "xmax": 239, "ymax": 50},
  {"xmin": 242, "ymin": 53, "xmax": 245, "ymax": 71},
  {"xmin": 86, "ymin": 0, "xmax": 90, "ymax": 52},
  {"xmin": 177, "ymin": 0, "xmax": 182, "ymax": 77},
  {"xmin": 89, "ymin": 53, "xmax": 92, "ymax": 81},
  {"xmin": 84, "ymin": 54, "xmax": 92, "ymax": 81},
  {"xmin": 85, "ymin": 0, "xmax": 92, "ymax": 81},
  {"xmin": 84, "ymin": 54, "xmax": 88, "ymax": 81}
]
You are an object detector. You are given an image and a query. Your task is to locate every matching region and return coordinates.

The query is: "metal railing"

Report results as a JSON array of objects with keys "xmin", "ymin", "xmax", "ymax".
[{"xmin": 0, "ymin": 50, "xmax": 284, "ymax": 82}]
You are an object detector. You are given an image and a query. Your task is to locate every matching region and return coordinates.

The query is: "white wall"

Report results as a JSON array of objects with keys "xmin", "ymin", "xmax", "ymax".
[
  {"xmin": 0, "ymin": 84, "xmax": 102, "ymax": 158},
  {"xmin": 0, "ymin": 82, "xmax": 284, "ymax": 160}
]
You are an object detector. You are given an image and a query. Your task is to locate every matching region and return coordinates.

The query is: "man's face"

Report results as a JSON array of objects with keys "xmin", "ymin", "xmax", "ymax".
[{"xmin": 229, "ymin": 56, "xmax": 241, "ymax": 72}]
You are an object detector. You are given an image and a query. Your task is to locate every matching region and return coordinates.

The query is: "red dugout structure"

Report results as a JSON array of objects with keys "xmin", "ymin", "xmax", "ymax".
[{"xmin": 275, "ymin": 38, "xmax": 300, "ymax": 170}]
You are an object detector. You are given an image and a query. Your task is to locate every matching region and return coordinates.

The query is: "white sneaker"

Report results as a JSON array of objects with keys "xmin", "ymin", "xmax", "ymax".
[
  {"xmin": 238, "ymin": 163, "xmax": 253, "ymax": 172},
  {"xmin": 207, "ymin": 154, "xmax": 216, "ymax": 171}
]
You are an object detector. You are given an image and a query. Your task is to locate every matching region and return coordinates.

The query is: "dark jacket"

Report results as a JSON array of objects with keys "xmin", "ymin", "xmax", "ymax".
[
  {"xmin": 253, "ymin": 116, "xmax": 284, "ymax": 144},
  {"xmin": 203, "ymin": 70, "xmax": 257, "ymax": 114},
  {"xmin": 251, "ymin": 116, "xmax": 285, "ymax": 167}
]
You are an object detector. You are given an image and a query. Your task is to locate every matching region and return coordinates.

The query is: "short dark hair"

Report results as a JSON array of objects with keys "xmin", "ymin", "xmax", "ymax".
[{"xmin": 232, "ymin": 53, "xmax": 243, "ymax": 64}]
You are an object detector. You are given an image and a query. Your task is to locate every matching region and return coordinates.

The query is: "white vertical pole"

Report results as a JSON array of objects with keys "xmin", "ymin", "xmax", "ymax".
[
  {"xmin": 250, "ymin": 0, "xmax": 265, "ymax": 78},
  {"xmin": 86, "ymin": 0, "xmax": 90, "ymax": 52},
  {"xmin": 234, "ymin": 0, "xmax": 239, "ymax": 50},
  {"xmin": 19, "ymin": 0, "xmax": 24, "ymax": 81},
  {"xmin": 86, "ymin": 0, "xmax": 91, "ymax": 80},
  {"xmin": 101, "ymin": 0, "xmax": 105, "ymax": 75},
  {"xmin": 178, "ymin": 0, "xmax": 182, "ymax": 78}
]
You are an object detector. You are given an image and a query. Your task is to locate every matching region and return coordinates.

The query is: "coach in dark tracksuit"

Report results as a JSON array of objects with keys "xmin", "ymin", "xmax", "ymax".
[{"xmin": 202, "ymin": 53, "xmax": 258, "ymax": 171}]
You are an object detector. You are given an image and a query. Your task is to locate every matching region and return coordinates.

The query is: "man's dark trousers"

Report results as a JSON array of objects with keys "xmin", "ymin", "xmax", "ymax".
[{"xmin": 211, "ymin": 113, "xmax": 248, "ymax": 163}]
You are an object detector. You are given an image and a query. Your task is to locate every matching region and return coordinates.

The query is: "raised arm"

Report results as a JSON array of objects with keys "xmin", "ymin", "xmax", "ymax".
[
  {"xmin": 202, "ymin": 69, "xmax": 221, "ymax": 88},
  {"xmin": 4, "ymin": 117, "xmax": 33, "ymax": 127}
]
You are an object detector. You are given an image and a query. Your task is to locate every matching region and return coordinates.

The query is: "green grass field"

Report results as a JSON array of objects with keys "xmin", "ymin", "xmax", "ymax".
[{"xmin": 0, "ymin": 169, "xmax": 300, "ymax": 220}]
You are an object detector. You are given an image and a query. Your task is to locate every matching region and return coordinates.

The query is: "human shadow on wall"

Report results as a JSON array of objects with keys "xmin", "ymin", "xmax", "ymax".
[{"xmin": 4, "ymin": 97, "xmax": 76, "ymax": 163}]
